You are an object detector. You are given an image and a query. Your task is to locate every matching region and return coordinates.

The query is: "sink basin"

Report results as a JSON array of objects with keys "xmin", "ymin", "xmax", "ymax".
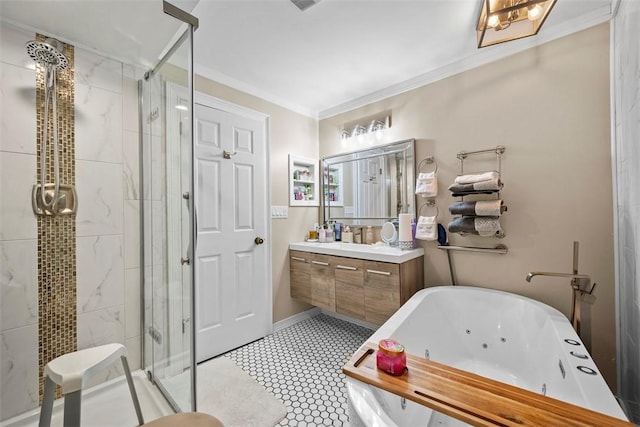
[{"xmin": 289, "ymin": 241, "xmax": 424, "ymax": 263}]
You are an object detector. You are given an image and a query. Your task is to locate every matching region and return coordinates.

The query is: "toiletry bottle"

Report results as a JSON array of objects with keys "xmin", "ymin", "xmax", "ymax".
[
  {"xmin": 354, "ymin": 227, "xmax": 362, "ymax": 244},
  {"xmin": 318, "ymin": 226, "xmax": 326, "ymax": 243},
  {"xmin": 411, "ymin": 216, "xmax": 417, "ymax": 249},
  {"xmin": 342, "ymin": 226, "xmax": 353, "ymax": 243},
  {"xmin": 334, "ymin": 222, "xmax": 342, "ymax": 241},
  {"xmin": 326, "ymin": 225, "xmax": 334, "ymax": 243},
  {"xmin": 365, "ymin": 226, "xmax": 374, "ymax": 244}
]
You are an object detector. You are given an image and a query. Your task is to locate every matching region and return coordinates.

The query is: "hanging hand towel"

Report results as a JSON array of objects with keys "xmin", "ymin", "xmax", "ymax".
[
  {"xmin": 447, "ymin": 216, "xmax": 502, "ymax": 237},
  {"xmin": 449, "ymin": 200, "xmax": 503, "ymax": 217},
  {"xmin": 415, "ymin": 216, "xmax": 437, "ymax": 241},
  {"xmin": 454, "ymin": 171, "xmax": 500, "ymax": 185},
  {"xmin": 415, "ymin": 172, "xmax": 438, "ymax": 198}
]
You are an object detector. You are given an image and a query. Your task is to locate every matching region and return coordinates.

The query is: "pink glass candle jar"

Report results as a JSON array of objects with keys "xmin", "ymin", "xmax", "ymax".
[{"xmin": 376, "ymin": 339, "xmax": 407, "ymax": 376}]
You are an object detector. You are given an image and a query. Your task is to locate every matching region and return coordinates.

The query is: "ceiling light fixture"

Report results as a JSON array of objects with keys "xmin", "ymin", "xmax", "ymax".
[{"xmin": 476, "ymin": 0, "xmax": 557, "ymax": 48}]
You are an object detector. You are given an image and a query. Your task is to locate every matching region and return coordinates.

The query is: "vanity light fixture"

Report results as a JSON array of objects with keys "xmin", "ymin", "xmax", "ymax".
[
  {"xmin": 351, "ymin": 124, "xmax": 368, "ymax": 139},
  {"xmin": 341, "ymin": 115, "xmax": 391, "ymax": 143},
  {"xmin": 476, "ymin": 0, "xmax": 557, "ymax": 48}
]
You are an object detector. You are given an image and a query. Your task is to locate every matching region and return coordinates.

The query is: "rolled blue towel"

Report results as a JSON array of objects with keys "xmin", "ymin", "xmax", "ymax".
[
  {"xmin": 448, "ymin": 178, "xmax": 502, "ymax": 196},
  {"xmin": 448, "ymin": 216, "xmax": 502, "ymax": 237},
  {"xmin": 449, "ymin": 200, "xmax": 503, "ymax": 216},
  {"xmin": 449, "ymin": 202, "xmax": 476, "ymax": 216},
  {"xmin": 448, "ymin": 217, "xmax": 478, "ymax": 235}
]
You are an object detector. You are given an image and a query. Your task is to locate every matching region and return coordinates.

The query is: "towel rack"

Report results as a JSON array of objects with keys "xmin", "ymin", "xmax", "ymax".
[
  {"xmin": 419, "ymin": 199, "xmax": 438, "ymax": 218},
  {"xmin": 417, "ymin": 156, "xmax": 438, "ymax": 174},
  {"xmin": 450, "ymin": 145, "xmax": 507, "ymax": 239},
  {"xmin": 438, "ymin": 244, "xmax": 508, "ymax": 254},
  {"xmin": 456, "ymin": 146, "xmax": 505, "ymax": 175}
]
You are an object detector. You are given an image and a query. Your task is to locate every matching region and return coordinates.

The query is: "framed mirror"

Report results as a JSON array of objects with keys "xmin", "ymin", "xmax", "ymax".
[{"xmin": 322, "ymin": 139, "xmax": 416, "ymax": 225}]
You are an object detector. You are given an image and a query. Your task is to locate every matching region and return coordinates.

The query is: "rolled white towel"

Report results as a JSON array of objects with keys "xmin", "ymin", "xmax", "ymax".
[
  {"xmin": 454, "ymin": 171, "xmax": 499, "ymax": 185},
  {"xmin": 475, "ymin": 200, "xmax": 503, "ymax": 216},
  {"xmin": 474, "ymin": 217, "xmax": 502, "ymax": 237}
]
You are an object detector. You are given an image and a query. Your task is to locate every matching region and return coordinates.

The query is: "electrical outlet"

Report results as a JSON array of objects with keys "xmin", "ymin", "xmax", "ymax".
[{"xmin": 271, "ymin": 205, "xmax": 288, "ymax": 218}]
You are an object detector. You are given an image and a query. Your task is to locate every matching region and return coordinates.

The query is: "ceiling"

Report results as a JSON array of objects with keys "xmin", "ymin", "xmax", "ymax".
[{"xmin": 1, "ymin": 0, "xmax": 613, "ymax": 118}]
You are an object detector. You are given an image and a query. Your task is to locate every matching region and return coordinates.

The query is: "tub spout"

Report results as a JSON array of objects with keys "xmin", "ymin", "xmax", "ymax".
[
  {"xmin": 525, "ymin": 271, "xmax": 595, "ymax": 352},
  {"xmin": 525, "ymin": 271, "xmax": 590, "ymax": 284}
]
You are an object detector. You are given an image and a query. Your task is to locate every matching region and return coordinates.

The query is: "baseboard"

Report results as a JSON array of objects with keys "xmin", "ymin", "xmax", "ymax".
[
  {"xmin": 320, "ymin": 310, "xmax": 378, "ymax": 331},
  {"xmin": 272, "ymin": 307, "xmax": 378, "ymax": 333},
  {"xmin": 273, "ymin": 307, "xmax": 321, "ymax": 332}
]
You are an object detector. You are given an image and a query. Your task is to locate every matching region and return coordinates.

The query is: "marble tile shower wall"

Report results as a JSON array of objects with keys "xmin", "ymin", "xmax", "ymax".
[
  {"xmin": 614, "ymin": 0, "xmax": 640, "ymax": 421},
  {"xmin": 0, "ymin": 24, "xmax": 142, "ymax": 421}
]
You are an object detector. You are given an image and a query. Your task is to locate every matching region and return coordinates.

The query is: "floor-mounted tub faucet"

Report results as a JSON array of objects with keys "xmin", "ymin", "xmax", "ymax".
[{"xmin": 526, "ymin": 242, "xmax": 597, "ymax": 352}]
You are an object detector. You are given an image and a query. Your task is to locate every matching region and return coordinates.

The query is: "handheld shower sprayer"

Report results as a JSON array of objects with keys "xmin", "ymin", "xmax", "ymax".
[{"xmin": 26, "ymin": 38, "xmax": 71, "ymax": 214}]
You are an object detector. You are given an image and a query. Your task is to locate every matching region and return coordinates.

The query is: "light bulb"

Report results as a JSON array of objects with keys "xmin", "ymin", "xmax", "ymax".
[
  {"xmin": 528, "ymin": 4, "xmax": 543, "ymax": 20},
  {"xmin": 487, "ymin": 14, "xmax": 500, "ymax": 28}
]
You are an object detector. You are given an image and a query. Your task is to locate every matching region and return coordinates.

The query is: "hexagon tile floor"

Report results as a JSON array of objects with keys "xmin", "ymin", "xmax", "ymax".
[{"xmin": 223, "ymin": 313, "xmax": 374, "ymax": 426}]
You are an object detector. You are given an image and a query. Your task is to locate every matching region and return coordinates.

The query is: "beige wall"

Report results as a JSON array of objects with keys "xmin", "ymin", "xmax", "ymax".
[
  {"xmin": 319, "ymin": 24, "xmax": 616, "ymax": 388},
  {"xmin": 194, "ymin": 76, "xmax": 318, "ymax": 323}
]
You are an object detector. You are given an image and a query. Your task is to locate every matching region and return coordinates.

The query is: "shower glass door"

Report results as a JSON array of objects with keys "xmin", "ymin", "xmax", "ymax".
[{"xmin": 141, "ymin": 24, "xmax": 196, "ymax": 412}]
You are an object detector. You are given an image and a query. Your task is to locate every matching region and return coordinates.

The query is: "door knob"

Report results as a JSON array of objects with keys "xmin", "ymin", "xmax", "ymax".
[
  {"xmin": 254, "ymin": 237, "xmax": 264, "ymax": 245},
  {"xmin": 180, "ymin": 257, "xmax": 190, "ymax": 265}
]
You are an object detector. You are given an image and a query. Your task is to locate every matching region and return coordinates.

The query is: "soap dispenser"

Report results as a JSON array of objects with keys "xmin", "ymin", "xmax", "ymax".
[
  {"xmin": 342, "ymin": 226, "xmax": 353, "ymax": 243},
  {"xmin": 365, "ymin": 226, "xmax": 374, "ymax": 244}
]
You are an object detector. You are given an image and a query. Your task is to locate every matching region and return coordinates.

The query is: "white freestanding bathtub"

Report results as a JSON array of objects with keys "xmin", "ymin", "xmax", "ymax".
[{"xmin": 347, "ymin": 286, "xmax": 628, "ymax": 426}]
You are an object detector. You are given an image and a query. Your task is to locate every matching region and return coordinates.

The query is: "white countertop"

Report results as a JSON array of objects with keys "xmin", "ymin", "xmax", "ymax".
[{"xmin": 289, "ymin": 241, "xmax": 424, "ymax": 263}]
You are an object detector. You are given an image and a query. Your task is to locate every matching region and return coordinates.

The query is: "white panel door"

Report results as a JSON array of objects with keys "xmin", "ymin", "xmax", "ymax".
[{"xmin": 194, "ymin": 101, "xmax": 269, "ymax": 362}]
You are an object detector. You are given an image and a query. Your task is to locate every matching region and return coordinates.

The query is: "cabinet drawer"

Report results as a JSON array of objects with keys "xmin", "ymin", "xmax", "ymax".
[
  {"xmin": 311, "ymin": 254, "xmax": 335, "ymax": 311},
  {"xmin": 364, "ymin": 287, "xmax": 400, "ymax": 325},
  {"xmin": 334, "ymin": 257, "xmax": 364, "ymax": 287},
  {"xmin": 364, "ymin": 261, "xmax": 400, "ymax": 291},
  {"xmin": 335, "ymin": 257, "xmax": 364, "ymax": 320},
  {"xmin": 290, "ymin": 250, "xmax": 311, "ymax": 267},
  {"xmin": 290, "ymin": 250, "xmax": 311, "ymax": 304}
]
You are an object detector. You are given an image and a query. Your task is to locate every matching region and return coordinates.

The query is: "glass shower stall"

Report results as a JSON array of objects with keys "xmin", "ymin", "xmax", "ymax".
[{"xmin": 140, "ymin": 1, "xmax": 197, "ymax": 412}]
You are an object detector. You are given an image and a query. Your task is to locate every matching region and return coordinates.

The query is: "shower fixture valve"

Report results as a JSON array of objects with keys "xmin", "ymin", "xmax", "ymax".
[{"xmin": 32, "ymin": 184, "xmax": 77, "ymax": 216}]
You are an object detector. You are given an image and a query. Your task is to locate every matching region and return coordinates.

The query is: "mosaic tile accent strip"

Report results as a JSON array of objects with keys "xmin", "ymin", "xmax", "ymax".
[
  {"xmin": 224, "ymin": 314, "xmax": 374, "ymax": 426},
  {"xmin": 36, "ymin": 34, "xmax": 76, "ymax": 402}
]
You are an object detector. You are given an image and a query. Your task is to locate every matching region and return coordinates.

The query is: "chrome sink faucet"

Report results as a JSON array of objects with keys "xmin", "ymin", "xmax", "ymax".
[{"xmin": 525, "ymin": 242, "xmax": 596, "ymax": 352}]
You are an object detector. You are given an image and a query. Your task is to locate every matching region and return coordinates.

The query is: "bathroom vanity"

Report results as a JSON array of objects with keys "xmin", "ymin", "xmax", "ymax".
[{"xmin": 289, "ymin": 242, "xmax": 424, "ymax": 325}]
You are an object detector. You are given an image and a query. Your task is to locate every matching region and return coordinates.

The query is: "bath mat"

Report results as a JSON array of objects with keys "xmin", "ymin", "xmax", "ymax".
[{"xmin": 196, "ymin": 356, "xmax": 287, "ymax": 427}]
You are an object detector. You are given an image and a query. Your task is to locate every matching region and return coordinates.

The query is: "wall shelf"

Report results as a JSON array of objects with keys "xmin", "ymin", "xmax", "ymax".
[
  {"xmin": 289, "ymin": 155, "xmax": 319, "ymax": 206},
  {"xmin": 324, "ymin": 164, "xmax": 343, "ymax": 207}
]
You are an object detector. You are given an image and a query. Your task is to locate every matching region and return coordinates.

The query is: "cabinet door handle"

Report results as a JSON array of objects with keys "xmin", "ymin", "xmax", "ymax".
[
  {"xmin": 312, "ymin": 261, "xmax": 330, "ymax": 266},
  {"xmin": 367, "ymin": 269, "xmax": 391, "ymax": 276},
  {"xmin": 291, "ymin": 256, "xmax": 306, "ymax": 262},
  {"xmin": 336, "ymin": 265, "xmax": 357, "ymax": 271}
]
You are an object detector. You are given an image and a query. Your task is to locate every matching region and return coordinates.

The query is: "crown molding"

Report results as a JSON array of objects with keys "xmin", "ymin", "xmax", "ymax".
[
  {"xmin": 194, "ymin": 63, "xmax": 318, "ymax": 119},
  {"xmin": 317, "ymin": 5, "xmax": 612, "ymax": 120},
  {"xmin": 193, "ymin": 5, "xmax": 611, "ymax": 121}
]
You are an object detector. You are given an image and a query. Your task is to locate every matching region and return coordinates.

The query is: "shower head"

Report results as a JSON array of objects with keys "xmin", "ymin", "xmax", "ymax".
[{"xmin": 25, "ymin": 38, "xmax": 68, "ymax": 71}]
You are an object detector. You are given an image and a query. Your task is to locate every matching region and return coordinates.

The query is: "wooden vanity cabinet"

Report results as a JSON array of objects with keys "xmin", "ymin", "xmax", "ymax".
[
  {"xmin": 334, "ymin": 258, "xmax": 365, "ymax": 320},
  {"xmin": 310, "ymin": 254, "xmax": 335, "ymax": 311},
  {"xmin": 289, "ymin": 249, "xmax": 423, "ymax": 325},
  {"xmin": 289, "ymin": 250, "xmax": 312, "ymax": 305},
  {"xmin": 363, "ymin": 261, "xmax": 401, "ymax": 325}
]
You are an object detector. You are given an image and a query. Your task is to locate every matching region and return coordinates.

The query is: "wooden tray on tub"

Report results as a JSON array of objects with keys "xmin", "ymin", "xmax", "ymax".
[{"xmin": 342, "ymin": 342, "xmax": 632, "ymax": 427}]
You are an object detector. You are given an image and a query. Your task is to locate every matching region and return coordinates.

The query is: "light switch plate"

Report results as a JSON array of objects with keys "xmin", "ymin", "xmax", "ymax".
[{"xmin": 271, "ymin": 205, "xmax": 288, "ymax": 218}]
